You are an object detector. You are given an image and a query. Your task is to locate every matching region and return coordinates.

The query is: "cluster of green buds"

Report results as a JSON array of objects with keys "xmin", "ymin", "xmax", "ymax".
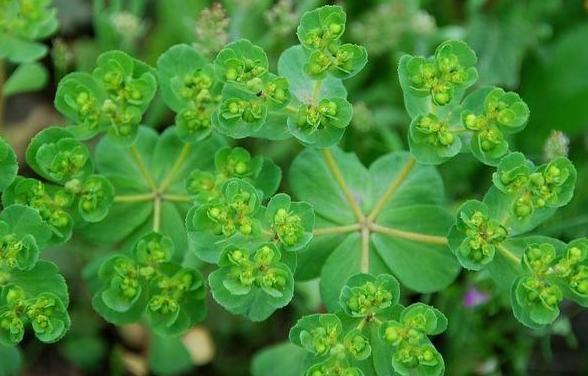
[
  {"xmin": 290, "ymin": 314, "xmax": 370, "ymax": 376},
  {"xmin": 3, "ymin": 127, "xmax": 115, "ymax": 243},
  {"xmin": 212, "ymin": 39, "xmax": 292, "ymax": 138},
  {"xmin": 404, "ymin": 40, "xmax": 477, "ymax": 106},
  {"xmin": 157, "ymin": 44, "xmax": 222, "ymax": 142},
  {"xmin": 380, "ymin": 304, "xmax": 446, "ymax": 375},
  {"xmin": 340, "ymin": 274, "xmax": 400, "ymax": 318},
  {"xmin": 0, "ymin": 205, "xmax": 50, "ymax": 271},
  {"xmin": 294, "ymin": 98, "xmax": 352, "ymax": 136},
  {"xmin": 400, "ymin": 40, "xmax": 531, "ymax": 166},
  {"xmin": 297, "ymin": 5, "xmax": 367, "ymax": 80},
  {"xmin": 493, "ymin": 152, "xmax": 576, "ymax": 220},
  {"xmin": 462, "ymin": 88, "xmax": 529, "ymax": 162},
  {"xmin": 0, "ymin": 286, "xmax": 69, "ymax": 345},
  {"xmin": 289, "ymin": 274, "xmax": 445, "ymax": 376},
  {"xmin": 26, "ymin": 127, "xmax": 92, "ymax": 184},
  {"xmin": 408, "ymin": 112, "xmax": 463, "ymax": 163},
  {"xmin": 185, "ymin": 146, "xmax": 269, "ymax": 204},
  {"xmin": 449, "ymin": 200, "xmax": 508, "ymax": 270},
  {"xmin": 56, "ymin": 51, "xmax": 157, "ymax": 143},
  {"xmin": 205, "ymin": 180, "xmax": 258, "ymax": 237},
  {"xmin": 5, "ymin": 177, "xmax": 74, "ymax": 241},
  {"xmin": 209, "ymin": 243, "xmax": 295, "ymax": 321},
  {"xmin": 266, "ymin": 193, "xmax": 314, "ymax": 251},
  {"xmin": 513, "ymin": 239, "xmax": 588, "ymax": 328},
  {"xmin": 93, "ymin": 232, "xmax": 206, "ymax": 335},
  {"xmin": 0, "ymin": 0, "xmax": 58, "ymax": 63}
]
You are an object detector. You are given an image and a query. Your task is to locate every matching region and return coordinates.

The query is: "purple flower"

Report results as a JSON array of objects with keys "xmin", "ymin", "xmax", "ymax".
[{"xmin": 464, "ymin": 287, "xmax": 489, "ymax": 308}]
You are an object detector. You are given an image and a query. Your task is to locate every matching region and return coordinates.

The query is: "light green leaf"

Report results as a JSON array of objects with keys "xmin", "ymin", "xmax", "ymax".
[{"xmin": 3, "ymin": 62, "xmax": 48, "ymax": 96}]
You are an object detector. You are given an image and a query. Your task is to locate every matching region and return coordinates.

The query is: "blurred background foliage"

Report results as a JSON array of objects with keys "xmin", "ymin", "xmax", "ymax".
[{"xmin": 1, "ymin": 0, "xmax": 588, "ymax": 375}]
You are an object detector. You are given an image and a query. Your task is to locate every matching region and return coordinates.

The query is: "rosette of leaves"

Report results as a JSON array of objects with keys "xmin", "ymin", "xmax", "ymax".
[
  {"xmin": 186, "ymin": 180, "xmax": 314, "ymax": 264},
  {"xmin": 288, "ymin": 273, "xmax": 446, "ymax": 376},
  {"xmin": 91, "ymin": 232, "xmax": 206, "ymax": 336},
  {"xmin": 185, "ymin": 146, "xmax": 281, "ymax": 205},
  {"xmin": 0, "ymin": 260, "xmax": 70, "ymax": 345},
  {"xmin": 289, "ymin": 147, "xmax": 459, "ymax": 310},
  {"xmin": 512, "ymin": 239, "xmax": 588, "ymax": 328},
  {"xmin": 79, "ymin": 126, "xmax": 221, "ymax": 255},
  {"xmin": 3, "ymin": 127, "xmax": 115, "ymax": 244},
  {"xmin": 55, "ymin": 50, "xmax": 157, "ymax": 143},
  {"xmin": 0, "ymin": 137, "xmax": 18, "ymax": 192},
  {"xmin": 208, "ymin": 243, "xmax": 295, "ymax": 321},
  {"xmin": 0, "ymin": 0, "xmax": 58, "ymax": 63},
  {"xmin": 399, "ymin": 40, "xmax": 530, "ymax": 165}
]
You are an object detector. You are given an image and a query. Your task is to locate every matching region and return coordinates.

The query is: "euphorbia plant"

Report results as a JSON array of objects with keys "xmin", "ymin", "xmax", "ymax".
[{"xmin": 0, "ymin": 3, "xmax": 584, "ymax": 376}]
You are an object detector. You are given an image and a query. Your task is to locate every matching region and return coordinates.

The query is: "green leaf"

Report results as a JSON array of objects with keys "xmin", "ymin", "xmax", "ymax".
[
  {"xmin": 148, "ymin": 334, "xmax": 193, "ymax": 376},
  {"xmin": 252, "ymin": 342, "xmax": 306, "ymax": 376},
  {"xmin": 2, "ymin": 62, "xmax": 48, "ymax": 96},
  {"xmin": 0, "ymin": 343, "xmax": 22, "ymax": 375},
  {"xmin": 0, "ymin": 137, "xmax": 18, "ymax": 192},
  {"xmin": 4, "ymin": 261, "xmax": 69, "ymax": 306},
  {"xmin": 0, "ymin": 35, "xmax": 47, "ymax": 63},
  {"xmin": 290, "ymin": 148, "xmax": 459, "ymax": 310}
]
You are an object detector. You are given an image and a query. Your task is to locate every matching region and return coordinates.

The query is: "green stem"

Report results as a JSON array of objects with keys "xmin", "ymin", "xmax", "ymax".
[
  {"xmin": 313, "ymin": 223, "xmax": 361, "ymax": 236},
  {"xmin": 159, "ymin": 144, "xmax": 191, "ymax": 192},
  {"xmin": 497, "ymin": 244, "xmax": 521, "ymax": 266},
  {"xmin": 367, "ymin": 156, "xmax": 416, "ymax": 221},
  {"xmin": 153, "ymin": 195, "xmax": 161, "ymax": 232},
  {"xmin": 311, "ymin": 80, "xmax": 323, "ymax": 105},
  {"xmin": 114, "ymin": 193, "xmax": 154, "ymax": 203},
  {"xmin": 321, "ymin": 149, "xmax": 364, "ymax": 221},
  {"xmin": 360, "ymin": 227, "xmax": 370, "ymax": 273},
  {"xmin": 129, "ymin": 145, "xmax": 156, "ymax": 190},
  {"xmin": 162, "ymin": 193, "xmax": 193, "ymax": 203},
  {"xmin": 370, "ymin": 223, "xmax": 448, "ymax": 246}
]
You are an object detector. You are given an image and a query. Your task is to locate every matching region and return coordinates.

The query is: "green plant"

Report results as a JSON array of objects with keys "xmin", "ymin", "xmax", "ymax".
[
  {"xmin": 0, "ymin": 3, "xmax": 585, "ymax": 376},
  {"xmin": 0, "ymin": 0, "xmax": 58, "ymax": 128}
]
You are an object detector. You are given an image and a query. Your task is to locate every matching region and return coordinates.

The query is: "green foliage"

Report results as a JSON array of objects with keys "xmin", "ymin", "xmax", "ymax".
[
  {"xmin": 92, "ymin": 232, "xmax": 206, "ymax": 336},
  {"xmin": 289, "ymin": 147, "xmax": 459, "ymax": 310},
  {"xmin": 399, "ymin": 41, "xmax": 530, "ymax": 166},
  {"xmin": 55, "ymin": 51, "xmax": 157, "ymax": 143},
  {"xmin": 0, "ymin": 0, "xmax": 58, "ymax": 63},
  {"xmin": 0, "ymin": 137, "xmax": 17, "ymax": 192},
  {"xmin": 289, "ymin": 273, "xmax": 446, "ymax": 376},
  {"xmin": 1, "ymin": 4, "xmax": 587, "ymax": 376}
]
